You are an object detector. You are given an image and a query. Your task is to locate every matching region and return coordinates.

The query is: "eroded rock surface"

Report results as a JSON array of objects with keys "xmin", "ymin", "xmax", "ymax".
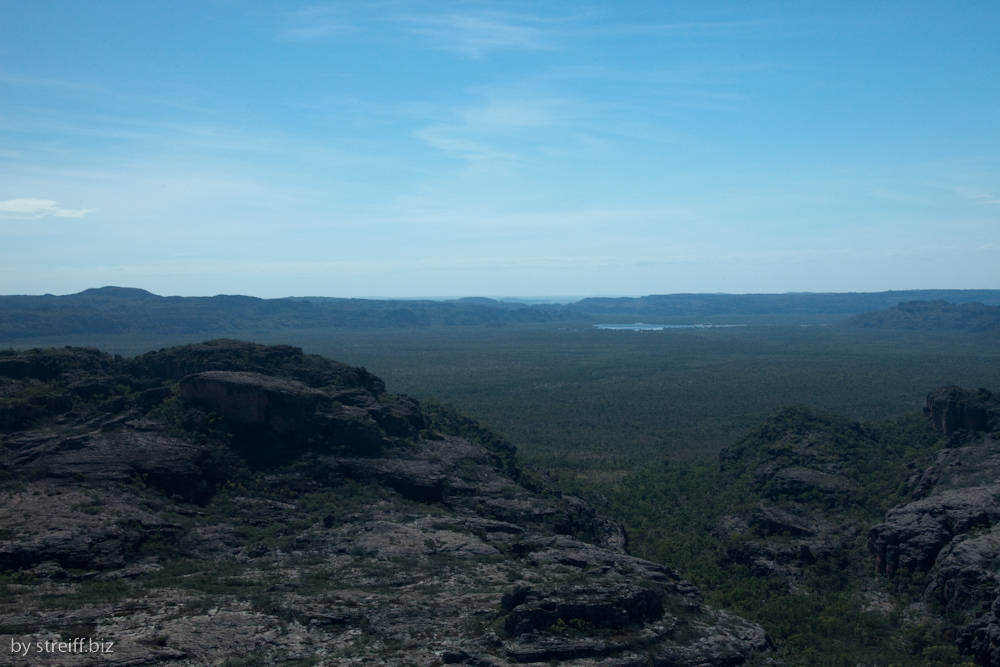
[
  {"xmin": 864, "ymin": 387, "xmax": 1000, "ymax": 665},
  {"xmin": 923, "ymin": 386, "xmax": 999, "ymax": 437},
  {"xmin": 0, "ymin": 341, "xmax": 776, "ymax": 666}
]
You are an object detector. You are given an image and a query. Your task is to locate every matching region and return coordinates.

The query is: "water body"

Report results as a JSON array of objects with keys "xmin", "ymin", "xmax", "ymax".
[{"xmin": 594, "ymin": 323, "xmax": 747, "ymax": 331}]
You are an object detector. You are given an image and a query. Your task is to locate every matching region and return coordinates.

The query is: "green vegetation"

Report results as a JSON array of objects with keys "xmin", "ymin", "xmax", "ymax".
[
  {"xmin": 606, "ymin": 408, "xmax": 952, "ymax": 666},
  {"xmin": 6, "ymin": 321, "xmax": 1000, "ymax": 666},
  {"xmin": 262, "ymin": 324, "xmax": 998, "ymax": 666},
  {"xmin": 247, "ymin": 325, "xmax": 1000, "ymax": 478}
]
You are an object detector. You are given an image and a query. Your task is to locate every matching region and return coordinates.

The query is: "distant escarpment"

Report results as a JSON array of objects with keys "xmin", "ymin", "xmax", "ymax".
[
  {"xmin": 0, "ymin": 341, "xmax": 775, "ymax": 666},
  {"xmin": 566, "ymin": 290, "xmax": 1000, "ymax": 318},
  {"xmin": 5, "ymin": 287, "xmax": 1000, "ymax": 342},
  {"xmin": 0, "ymin": 287, "xmax": 585, "ymax": 340},
  {"xmin": 847, "ymin": 300, "xmax": 1000, "ymax": 332}
]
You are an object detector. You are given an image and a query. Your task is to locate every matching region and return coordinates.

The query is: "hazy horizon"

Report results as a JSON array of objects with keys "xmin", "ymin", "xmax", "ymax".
[{"xmin": 4, "ymin": 284, "xmax": 1000, "ymax": 302}]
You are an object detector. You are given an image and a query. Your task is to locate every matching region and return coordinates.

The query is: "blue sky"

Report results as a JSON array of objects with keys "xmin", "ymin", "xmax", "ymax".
[{"xmin": 1, "ymin": 1, "xmax": 997, "ymax": 298}]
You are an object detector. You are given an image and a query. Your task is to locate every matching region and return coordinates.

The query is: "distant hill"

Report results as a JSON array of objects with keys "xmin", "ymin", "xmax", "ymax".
[
  {"xmin": 0, "ymin": 287, "xmax": 585, "ymax": 340},
  {"xmin": 564, "ymin": 290, "xmax": 1000, "ymax": 317},
  {"xmin": 847, "ymin": 300, "xmax": 1000, "ymax": 331},
  {"xmin": 4, "ymin": 287, "xmax": 1000, "ymax": 341}
]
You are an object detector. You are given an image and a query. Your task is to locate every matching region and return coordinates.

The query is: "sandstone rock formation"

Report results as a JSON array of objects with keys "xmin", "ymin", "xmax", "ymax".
[
  {"xmin": 0, "ymin": 341, "xmax": 776, "ymax": 666},
  {"xmin": 863, "ymin": 387, "xmax": 1000, "ymax": 665},
  {"xmin": 923, "ymin": 386, "xmax": 999, "ymax": 437}
]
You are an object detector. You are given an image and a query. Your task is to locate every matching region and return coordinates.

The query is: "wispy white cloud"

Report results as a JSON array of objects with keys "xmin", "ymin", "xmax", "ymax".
[
  {"xmin": 457, "ymin": 97, "xmax": 556, "ymax": 129},
  {"xmin": 413, "ymin": 124, "xmax": 517, "ymax": 166},
  {"xmin": 403, "ymin": 12, "xmax": 553, "ymax": 56},
  {"xmin": 586, "ymin": 19, "xmax": 776, "ymax": 39},
  {"xmin": 402, "ymin": 11, "xmax": 788, "ymax": 58},
  {"xmin": 0, "ymin": 198, "xmax": 94, "ymax": 219},
  {"xmin": 413, "ymin": 93, "xmax": 573, "ymax": 168},
  {"xmin": 277, "ymin": 5, "xmax": 355, "ymax": 43},
  {"xmin": 951, "ymin": 185, "xmax": 1000, "ymax": 207},
  {"xmin": 0, "ymin": 71, "xmax": 104, "ymax": 93},
  {"xmin": 278, "ymin": 23, "xmax": 354, "ymax": 42}
]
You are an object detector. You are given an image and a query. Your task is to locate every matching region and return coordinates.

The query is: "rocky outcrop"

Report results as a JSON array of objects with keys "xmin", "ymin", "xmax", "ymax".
[
  {"xmin": 874, "ymin": 471, "xmax": 1000, "ymax": 666},
  {"xmin": 179, "ymin": 371, "xmax": 333, "ymax": 433},
  {"xmin": 867, "ymin": 486, "xmax": 1000, "ymax": 577},
  {"xmin": 0, "ymin": 484, "xmax": 181, "ymax": 572},
  {"xmin": 924, "ymin": 386, "xmax": 999, "ymax": 436},
  {"xmin": 0, "ymin": 342, "xmax": 776, "ymax": 666},
  {"xmin": 177, "ymin": 370, "xmax": 436, "ymax": 466},
  {"xmin": 858, "ymin": 386, "xmax": 1000, "ymax": 664},
  {"xmin": 751, "ymin": 502, "xmax": 827, "ymax": 538},
  {"xmin": 502, "ymin": 585, "xmax": 665, "ymax": 637},
  {"xmin": 958, "ymin": 596, "xmax": 1000, "ymax": 667},
  {"xmin": 929, "ymin": 528, "xmax": 1000, "ymax": 614},
  {"xmin": 322, "ymin": 457, "xmax": 449, "ymax": 502},
  {"xmin": 708, "ymin": 409, "xmax": 871, "ymax": 594},
  {"xmin": 909, "ymin": 439, "xmax": 1000, "ymax": 498},
  {"xmin": 127, "ymin": 338, "xmax": 386, "ymax": 394},
  {"xmin": 6, "ymin": 428, "xmax": 208, "ymax": 489}
]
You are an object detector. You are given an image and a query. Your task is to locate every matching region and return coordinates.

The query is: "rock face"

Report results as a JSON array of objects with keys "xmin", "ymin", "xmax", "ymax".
[
  {"xmin": 700, "ymin": 389, "xmax": 1000, "ymax": 665},
  {"xmin": 711, "ymin": 409, "xmax": 873, "ymax": 592},
  {"xmin": 868, "ymin": 487, "xmax": 1000, "ymax": 579},
  {"xmin": 0, "ymin": 341, "xmax": 775, "ymax": 666},
  {"xmin": 180, "ymin": 371, "xmax": 333, "ymax": 433},
  {"xmin": 178, "ymin": 370, "xmax": 392, "ymax": 464},
  {"xmin": 860, "ymin": 387, "xmax": 1000, "ymax": 665},
  {"xmin": 923, "ymin": 386, "xmax": 999, "ymax": 436}
]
